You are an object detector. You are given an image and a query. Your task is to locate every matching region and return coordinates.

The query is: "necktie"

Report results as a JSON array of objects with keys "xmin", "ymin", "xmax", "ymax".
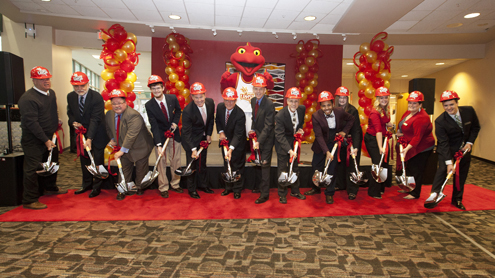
[
  {"xmin": 226, "ymin": 110, "xmax": 230, "ymax": 126},
  {"xmin": 325, "ymin": 114, "xmax": 334, "ymax": 118},
  {"xmin": 160, "ymin": 102, "xmax": 169, "ymax": 122},
  {"xmin": 201, "ymin": 106, "xmax": 207, "ymax": 125},
  {"xmin": 79, "ymin": 96, "xmax": 84, "ymax": 116},
  {"xmin": 116, "ymin": 114, "xmax": 121, "ymax": 146},
  {"xmin": 454, "ymin": 115, "xmax": 462, "ymax": 129},
  {"xmin": 291, "ymin": 112, "xmax": 297, "ymax": 134},
  {"xmin": 255, "ymin": 101, "xmax": 259, "ymax": 118}
]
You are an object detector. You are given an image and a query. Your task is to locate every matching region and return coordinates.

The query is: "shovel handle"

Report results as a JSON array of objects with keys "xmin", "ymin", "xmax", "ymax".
[
  {"xmin": 159, "ymin": 138, "xmax": 171, "ymax": 156},
  {"xmin": 289, "ymin": 141, "xmax": 299, "ymax": 163},
  {"xmin": 252, "ymin": 137, "xmax": 258, "ymax": 150},
  {"xmin": 399, "ymin": 144, "xmax": 405, "ymax": 162},
  {"xmin": 51, "ymin": 133, "xmax": 57, "ymax": 144}
]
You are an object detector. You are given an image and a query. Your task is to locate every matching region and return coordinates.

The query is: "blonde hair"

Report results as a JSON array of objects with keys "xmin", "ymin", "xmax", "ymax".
[{"xmin": 373, "ymin": 97, "xmax": 390, "ymax": 117}]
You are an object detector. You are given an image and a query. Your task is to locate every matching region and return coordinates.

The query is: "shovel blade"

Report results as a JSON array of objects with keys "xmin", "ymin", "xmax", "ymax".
[
  {"xmin": 175, "ymin": 166, "xmax": 195, "ymax": 176},
  {"xmin": 141, "ymin": 170, "xmax": 159, "ymax": 189},
  {"xmin": 86, "ymin": 165, "xmax": 99, "ymax": 176},
  {"xmin": 221, "ymin": 172, "xmax": 232, "ymax": 183},
  {"xmin": 116, "ymin": 182, "xmax": 127, "ymax": 193},
  {"xmin": 372, "ymin": 165, "xmax": 387, "ymax": 183},
  {"xmin": 278, "ymin": 172, "xmax": 290, "ymax": 187},
  {"xmin": 405, "ymin": 176, "xmax": 416, "ymax": 191},
  {"xmin": 288, "ymin": 172, "xmax": 298, "ymax": 184},
  {"xmin": 312, "ymin": 171, "xmax": 321, "ymax": 186},
  {"xmin": 321, "ymin": 174, "xmax": 333, "ymax": 186}
]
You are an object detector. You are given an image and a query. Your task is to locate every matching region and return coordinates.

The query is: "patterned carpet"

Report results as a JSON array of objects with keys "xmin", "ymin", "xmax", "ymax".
[{"xmin": 1, "ymin": 151, "xmax": 495, "ymax": 277}]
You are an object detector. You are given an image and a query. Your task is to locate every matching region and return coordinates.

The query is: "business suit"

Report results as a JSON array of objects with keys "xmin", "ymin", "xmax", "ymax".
[
  {"xmin": 145, "ymin": 94, "xmax": 182, "ymax": 192},
  {"xmin": 216, "ymin": 102, "xmax": 247, "ymax": 193},
  {"xmin": 310, "ymin": 108, "xmax": 354, "ymax": 197},
  {"xmin": 181, "ymin": 98, "xmax": 215, "ymax": 194},
  {"xmin": 275, "ymin": 105, "xmax": 305, "ymax": 197},
  {"xmin": 67, "ymin": 89, "xmax": 108, "ymax": 193},
  {"xmin": 250, "ymin": 96, "xmax": 275, "ymax": 199},
  {"xmin": 430, "ymin": 106, "xmax": 480, "ymax": 204},
  {"xmin": 105, "ymin": 107, "xmax": 154, "ymax": 189}
]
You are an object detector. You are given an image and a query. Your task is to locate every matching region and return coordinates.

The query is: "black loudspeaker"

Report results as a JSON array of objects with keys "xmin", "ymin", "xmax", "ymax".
[
  {"xmin": 0, "ymin": 52, "xmax": 25, "ymax": 105},
  {"xmin": 0, "ymin": 153, "xmax": 24, "ymax": 206},
  {"xmin": 408, "ymin": 78, "xmax": 435, "ymax": 115}
]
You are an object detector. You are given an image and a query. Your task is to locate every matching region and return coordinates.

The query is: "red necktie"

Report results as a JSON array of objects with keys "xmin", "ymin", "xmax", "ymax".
[
  {"xmin": 160, "ymin": 102, "xmax": 169, "ymax": 122},
  {"xmin": 116, "ymin": 114, "xmax": 121, "ymax": 146},
  {"xmin": 226, "ymin": 110, "xmax": 230, "ymax": 125},
  {"xmin": 255, "ymin": 101, "xmax": 259, "ymax": 118}
]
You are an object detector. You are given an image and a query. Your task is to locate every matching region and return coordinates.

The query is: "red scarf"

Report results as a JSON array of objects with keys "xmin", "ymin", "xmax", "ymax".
[
  {"xmin": 74, "ymin": 126, "xmax": 88, "ymax": 161},
  {"xmin": 55, "ymin": 123, "xmax": 64, "ymax": 154}
]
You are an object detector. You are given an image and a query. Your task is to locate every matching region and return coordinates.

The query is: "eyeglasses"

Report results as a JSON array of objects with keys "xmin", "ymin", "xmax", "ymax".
[{"xmin": 111, "ymin": 102, "xmax": 126, "ymax": 106}]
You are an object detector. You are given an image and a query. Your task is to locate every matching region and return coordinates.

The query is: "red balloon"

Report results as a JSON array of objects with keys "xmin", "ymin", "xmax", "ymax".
[
  {"xmin": 364, "ymin": 70, "xmax": 376, "ymax": 80},
  {"xmin": 175, "ymin": 66, "xmax": 185, "ymax": 75},
  {"xmin": 126, "ymin": 99, "xmax": 134, "ymax": 109},
  {"xmin": 309, "ymin": 64, "xmax": 319, "ymax": 73},
  {"xmin": 105, "ymin": 38, "xmax": 119, "ymax": 52},
  {"xmin": 359, "ymin": 96, "xmax": 372, "ymax": 107},
  {"xmin": 166, "ymin": 52, "xmax": 175, "ymax": 60},
  {"xmin": 305, "ymin": 72, "xmax": 314, "ymax": 80},
  {"xmin": 165, "ymin": 81, "xmax": 173, "ymax": 90},
  {"xmin": 308, "ymin": 93, "xmax": 318, "ymax": 101},
  {"xmin": 120, "ymin": 60, "xmax": 135, "ymax": 73},
  {"xmin": 299, "ymin": 79, "xmax": 308, "ymax": 88},
  {"xmin": 169, "ymin": 59, "xmax": 179, "ymax": 67},
  {"xmin": 128, "ymin": 52, "xmax": 138, "ymax": 63},
  {"xmin": 304, "ymin": 41, "xmax": 314, "ymax": 52},
  {"xmin": 371, "ymin": 40, "xmax": 385, "ymax": 53},
  {"xmin": 114, "ymin": 69, "xmax": 127, "ymax": 83},
  {"xmin": 177, "ymin": 94, "xmax": 185, "ymax": 107},
  {"xmin": 101, "ymin": 89, "xmax": 110, "ymax": 101},
  {"xmin": 378, "ymin": 51, "xmax": 389, "ymax": 61},
  {"xmin": 169, "ymin": 88, "xmax": 179, "ymax": 95},
  {"xmin": 364, "ymin": 105, "xmax": 372, "ymax": 116},
  {"xmin": 303, "ymin": 127, "xmax": 312, "ymax": 135},
  {"xmin": 305, "ymin": 120, "xmax": 313, "ymax": 129},
  {"xmin": 296, "ymin": 58, "xmax": 304, "ymax": 67},
  {"xmin": 105, "ymin": 79, "xmax": 119, "ymax": 91},
  {"xmin": 180, "ymin": 74, "xmax": 189, "ymax": 83},
  {"xmin": 359, "ymin": 55, "xmax": 367, "ymax": 64},
  {"xmin": 303, "ymin": 99, "xmax": 312, "ymax": 108},
  {"xmin": 372, "ymin": 78, "xmax": 384, "ymax": 89},
  {"xmin": 184, "ymin": 82, "xmax": 190, "ymax": 90},
  {"xmin": 358, "ymin": 63, "xmax": 368, "ymax": 72},
  {"xmin": 179, "ymin": 45, "xmax": 189, "ymax": 54},
  {"xmin": 299, "ymin": 50, "xmax": 308, "ymax": 59},
  {"xmin": 113, "ymin": 27, "xmax": 127, "ymax": 42},
  {"xmin": 358, "ymin": 89, "xmax": 365, "ymax": 98},
  {"xmin": 126, "ymin": 91, "xmax": 136, "ymax": 102}
]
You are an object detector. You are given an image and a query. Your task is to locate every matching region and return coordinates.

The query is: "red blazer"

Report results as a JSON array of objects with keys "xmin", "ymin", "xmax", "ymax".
[
  {"xmin": 366, "ymin": 108, "xmax": 390, "ymax": 136},
  {"xmin": 399, "ymin": 109, "xmax": 435, "ymax": 161}
]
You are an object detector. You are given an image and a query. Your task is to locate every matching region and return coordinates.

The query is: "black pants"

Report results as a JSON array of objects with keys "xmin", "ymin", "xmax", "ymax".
[
  {"xmin": 431, "ymin": 152, "xmax": 471, "ymax": 203},
  {"xmin": 255, "ymin": 146, "xmax": 273, "ymax": 199},
  {"xmin": 221, "ymin": 147, "xmax": 245, "ymax": 193},
  {"xmin": 21, "ymin": 134, "xmax": 59, "ymax": 204},
  {"xmin": 335, "ymin": 141, "xmax": 363, "ymax": 196},
  {"xmin": 364, "ymin": 133, "xmax": 391, "ymax": 197},
  {"xmin": 277, "ymin": 151, "xmax": 301, "ymax": 197},
  {"xmin": 184, "ymin": 146, "xmax": 209, "ymax": 193},
  {"xmin": 406, "ymin": 150, "xmax": 432, "ymax": 198},
  {"xmin": 79, "ymin": 147, "xmax": 105, "ymax": 190}
]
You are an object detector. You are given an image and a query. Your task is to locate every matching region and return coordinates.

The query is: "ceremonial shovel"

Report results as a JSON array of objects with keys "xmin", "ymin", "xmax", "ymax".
[
  {"xmin": 278, "ymin": 141, "xmax": 300, "ymax": 187},
  {"xmin": 36, "ymin": 134, "xmax": 59, "ymax": 176},
  {"xmin": 252, "ymin": 137, "xmax": 262, "ymax": 166},
  {"xmin": 140, "ymin": 137, "xmax": 172, "ymax": 189},
  {"xmin": 312, "ymin": 143, "xmax": 338, "ymax": 187},
  {"xmin": 82, "ymin": 135, "xmax": 109, "ymax": 179},
  {"xmin": 175, "ymin": 146, "xmax": 204, "ymax": 176},
  {"xmin": 395, "ymin": 144, "xmax": 416, "ymax": 191},
  {"xmin": 371, "ymin": 136, "xmax": 389, "ymax": 183},
  {"xmin": 115, "ymin": 158, "xmax": 136, "ymax": 194},
  {"xmin": 350, "ymin": 146, "xmax": 367, "ymax": 185},
  {"xmin": 221, "ymin": 145, "xmax": 241, "ymax": 183}
]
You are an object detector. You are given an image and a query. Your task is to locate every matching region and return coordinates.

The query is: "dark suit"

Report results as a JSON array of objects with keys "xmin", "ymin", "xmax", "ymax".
[
  {"xmin": 181, "ymin": 98, "xmax": 215, "ymax": 193},
  {"xmin": 67, "ymin": 89, "xmax": 108, "ymax": 191},
  {"xmin": 216, "ymin": 103, "xmax": 246, "ymax": 193},
  {"xmin": 105, "ymin": 107, "xmax": 154, "ymax": 187},
  {"xmin": 275, "ymin": 105, "xmax": 305, "ymax": 197},
  {"xmin": 311, "ymin": 108, "xmax": 354, "ymax": 196},
  {"xmin": 431, "ymin": 106, "xmax": 480, "ymax": 203},
  {"xmin": 250, "ymin": 96, "xmax": 275, "ymax": 198}
]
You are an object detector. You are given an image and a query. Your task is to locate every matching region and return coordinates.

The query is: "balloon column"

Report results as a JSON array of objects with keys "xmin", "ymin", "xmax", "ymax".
[
  {"xmin": 353, "ymin": 32, "xmax": 394, "ymax": 156},
  {"xmin": 162, "ymin": 32, "xmax": 193, "ymax": 115},
  {"xmin": 99, "ymin": 24, "xmax": 139, "ymax": 112},
  {"xmin": 291, "ymin": 39, "xmax": 323, "ymax": 143}
]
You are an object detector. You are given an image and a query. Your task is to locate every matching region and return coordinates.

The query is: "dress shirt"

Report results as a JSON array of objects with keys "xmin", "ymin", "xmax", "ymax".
[
  {"xmin": 33, "ymin": 86, "xmax": 49, "ymax": 96},
  {"xmin": 326, "ymin": 111, "xmax": 336, "ymax": 129}
]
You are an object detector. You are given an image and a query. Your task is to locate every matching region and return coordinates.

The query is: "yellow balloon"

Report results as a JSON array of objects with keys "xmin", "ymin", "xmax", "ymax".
[
  {"xmin": 308, "ymin": 49, "xmax": 319, "ymax": 58},
  {"xmin": 296, "ymin": 44, "xmax": 304, "ymax": 53},
  {"xmin": 120, "ymin": 80, "xmax": 134, "ymax": 92},
  {"xmin": 358, "ymin": 106, "xmax": 365, "ymax": 115},
  {"xmin": 126, "ymin": 72, "xmax": 137, "ymax": 83},
  {"xmin": 311, "ymin": 101, "xmax": 317, "ymax": 108},
  {"xmin": 104, "ymin": 100, "xmax": 112, "ymax": 111},
  {"xmin": 384, "ymin": 80, "xmax": 391, "ymax": 88},
  {"xmin": 357, "ymin": 72, "xmax": 365, "ymax": 82},
  {"xmin": 309, "ymin": 79, "xmax": 318, "ymax": 88},
  {"xmin": 103, "ymin": 145, "xmax": 113, "ymax": 165},
  {"xmin": 181, "ymin": 88, "xmax": 190, "ymax": 97},
  {"xmin": 182, "ymin": 59, "xmax": 191, "ymax": 69},
  {"xmin": 165, "ymin": 66, "xmax": 175, "ymax": 75},
  {"xmin": 360, "ymin": 43, "xmax": 370, "ymax": 54},
  {"xmin": 184, "ymin": 69, "xmax": 190, "ymax": 75},
  {"xmin": 175, "ymin": 81, "xmax": 185, "ymax": 91},
  {"xmin": 313, "ymin": 73, "xmax": 318, "ymax": 80},
  {"xmin": 378, "ymin": 71, "xmax": 391, "ymax": 81},
  {"xmin": 175, "ymin": 51, "xmax": 185, "ymax": 59},
  {"xmin": 358, "ymin": 79, "xmax": 370, "ymax": 90},
  {"xmin": 301, "ymin": 93, "xmax": 308, "ymax": 102},
  {"xmin": 364, "ymin": 87, "xmax": 375, "ymax": 99},
  {"xmin": 101, "ymin": 69, "xmax": 114, "ymax": 81},
  {"xmin": 305, "ymin": 57, "xmax": 315, "ymax": 66},
  {"xmin": 304, "ymin": 113, "xmax": 311, "ymax": 122},
  {"xmin": 114, "ymin": 49, "xmax": 127, "ymax": 62},
  {"xmin": 105, "ymin": 58, "xmax": 119, "ymax": 67},
  {"xmin": 299, "ymin": 64, "xmax": 309, "ymax": 73},
  {"xmin": 166, "ymin": 35, "xmax": 176, "ymax": 44},
  {"xmin": 169, "ymin": 73, "xmax": 179, "ymax": 83},
  {"xmin": 169, "ymin": 42, "xmax": 180, "ymax": 52},
  {"xmin": 304, "ymin": 85, "xmax": 313, "ymax": 95},
  {"xmin": 295, "ymin": 72, "xmax": 305, "ymax": 81},
  {"xmin": 122, "ymin": 41, "xmax": 135, "ymax": 54},
  {"xmin": 372, "ymin": 61, "xmax": 384, "ymax": 72},
  {"xmin": 359, "ymin": 114, "xmax": 368, "ymax": 125},
  {"xmin": 365, "ymin": 51, "xmax": 377, "ymax": 63},
  {"xmin": 127, "ymin": 33, "xmax": 137, "ymax": 45},
  {"xmin": 383, "ymin": 42, "xmax": 389, "ymax": 51},
  {"xmin": 307, "ymin": 107, "xmax": 316, "ymax": 115}
]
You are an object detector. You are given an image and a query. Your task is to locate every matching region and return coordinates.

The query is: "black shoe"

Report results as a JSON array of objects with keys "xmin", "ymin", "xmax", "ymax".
[
  {"xmin": 304, "ymin": 189, "xmax": 321, "ymax": 195},
  {"xmin": 75, "ymin": 187, "xmax": 91, "ymax": 195},
  {"xmin": 234, "ymin": 193, "xmax": 241, "ymax": 199},
  {"xmin": 290, "ymin": 193, "xmax": 306, "ymax": 200},
  {"xmin": 348, "ymin": 193, "xmax": 356, "ymax": 200},
  {"xmin": 89, "ymin": 189, "xmax": 100, "ymax": 198},
  {"xmin": 116, "ymin": 193, "xmax": 125, "ymax": 201},
  {"xmin": 170, "ymin": 187, "xmax": 183, "ymax": 193},
  {"xmin": 252, "ymin": 189, "xmax": 261, "ymax": 193},
  {"xmin": 453, "ymin": 201, "xmax": 466, "ymax": 210},
  {"xmin": 199, "ymin": 187, "xmax": 214, "ymax": 194},
  {"xmin": 221, "ymin": 190, "xmax": 232, "ymax": 196},
  {"xmin": 326, "ymin": 195, "xmax": 334, "ymax": 204},
  {"xmin": 136, "ymin": 189, "xmax": 144, "ymax": 196},
  {"xmin": 44, "ymin": 188, "xmax": 68, "ymax": 195},
  {"xmin": 279, "ymin": 196, "xmax": 287, "ymax": 204},
  {"xmin": 255, "ymin": 197, "xmax": 268, "ymax": 204},
  {"xmin": 189, "ymin": 191, "xmax": 200, "ymax": 199},
  {"xmin": 160, "ymin": 191, "xmax": 169, "ymax": 198}
]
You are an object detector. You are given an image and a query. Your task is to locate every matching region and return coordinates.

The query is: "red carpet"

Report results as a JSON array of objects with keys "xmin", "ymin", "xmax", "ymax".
[{"xmin": 1, "ymin": 184, "xmax": 494, "ymax": 222}]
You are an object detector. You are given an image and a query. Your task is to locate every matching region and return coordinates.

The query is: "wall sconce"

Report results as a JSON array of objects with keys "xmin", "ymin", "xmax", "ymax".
[
  {"xmin": 212, "ymin": 29, "xmax": 217, "ymax": 36},
  {"xmin": 292, "ymin": 32, "xmax": 297, "ymax": 40},
  {"xmin": 342, "ymin": 33, "xmax": 347, "ymax": 42},
  {"xmin": 170, "ymin": 26, "xmax": 176, "ymax": 33},
  {"xmin": 313, "ymin": 33, "xmax": 319, "ymax": 39},
  {"xmin": 272, "ymin": 32, "xmax": 278, "ymax": 39},
  {"xmin": 237, "ymin": 30, "xmax": 242, "ymax": 36}
]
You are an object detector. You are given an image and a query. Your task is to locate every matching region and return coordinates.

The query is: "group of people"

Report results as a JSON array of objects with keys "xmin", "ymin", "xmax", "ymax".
[{"xmin": 18, "ymin": 66, "xmax": 480, "ymax": 211}]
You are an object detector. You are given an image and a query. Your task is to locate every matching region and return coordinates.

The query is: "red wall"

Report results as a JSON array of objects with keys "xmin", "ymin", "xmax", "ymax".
[{"xmin": 152, "ymin": 38, "xmax": 343, "ymax": 106}]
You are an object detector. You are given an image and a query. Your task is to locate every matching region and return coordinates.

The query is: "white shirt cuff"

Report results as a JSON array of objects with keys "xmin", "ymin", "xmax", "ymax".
[{"xmin": 445, "ymin": 160, "xmax": 453, "ymax": 165}]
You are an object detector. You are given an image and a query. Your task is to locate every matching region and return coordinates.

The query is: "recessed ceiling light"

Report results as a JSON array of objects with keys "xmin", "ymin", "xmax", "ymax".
[
  {"xmin": 447, "ymin": 23, "xmax": 463, "ymax": 28},
  {"xmin": 92, "ymin": 55, "xmax": 100, "ymax": 59},
  {"xmin": 401, "ymin": 75, "xmax": 408, "ymax": 77},
  {"xmin": 436, "ymin": 62, "xmax": 445, "ymax": 65},
  {"xmin": 304, "ymin": 16, "xmax": 316, "ymax": 21},
  {"xmin": 464, "ymin": 13, "xmax": 480, "ymax": 19},
  {"xmin": 41, "ymin": 0, "xmax": 51, "ymax": 2},
  {"xmin": 346, "ymin": 63, "xmax": 354, "ymax": 65},
  {"xmin": 169, "ymin": 14, "xmax": 181, "ymax": 20}
]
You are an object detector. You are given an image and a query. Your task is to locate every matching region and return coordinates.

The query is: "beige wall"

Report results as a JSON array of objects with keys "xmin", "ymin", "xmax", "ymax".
[{"xmin": 52, "ymin": 45, "xmax": 73, "ymax": 149}]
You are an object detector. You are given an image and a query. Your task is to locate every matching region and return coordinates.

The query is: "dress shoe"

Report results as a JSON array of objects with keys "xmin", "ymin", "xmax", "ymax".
[
  {"xmin": 116, "ymin": 193, "xmax": 126, "ymax": 201},
  {"xmin": 88, "ymin": 189, "xmax": 100, "ymax": 198},
  {"xmin": 74, "ymin": 187, "xmax": 91, "ymax": 195},
  {"xmin": 326, "ymin": 195, "xmax": 334, "ymax": 204},
  {"xmin": 255, "ymin": 197, "xmax": 268, "ymax": 204},
  {"xmin": 304, "ymin": 189, "xmax": 321, "ymax": 196},
  {"xmin": 221, "ymin": 190, "xmax": 232, "ymax": 196},
  {"xmin": 348, "ymin": 193, "xmax": 356, "ymax": 200},
  {"xmin": 199, "ymin": 187, "xmax": 214, "ymax": 194},
  {"xmin": 279, "ymin": 196, "xmax": 287, "ymax": 204},
  {"xmin": 136, "ymin": 189, "xmax": 145, "ymax": 196},
  {"xmin": 371, "ymin": 196, "xmax": 382, "ymax": 199},
  {"xmin": 290, "ymin": 193, "xmax": 306, "ymax": 200},
  {"xmin": 397, "ymin": 190, "xmax": 410, "ymax": 193},
  {"xmin": 23, "ymin": 201, "xmax": 47, "ymax": 210},
  {"xmin": 44, "ymin": 188, "xmax": 68, "ymax": 195},
  {"xmin": 453, "ymin": 201, "xmax": 466, "ymax": 210},
  {"xmin": 160, "ymin": 191, "xmax": 169, "ymax": 198},
  {"xmin": 189, "ymin": 191, "xmax": 200, "ymax": 199},
  {"xmin": 171, "ymin": 187, "xmax": 183, "ymax": 193},
  {"xmin": 234, "ymin": 193, "xmax": 241, "ymax": 199},
  {"xmin": 403, "ymin": 194, "xmax": 417, "ymax": 199},
  {"xmin": 252, "ymin": 189, "xmax": 260, "ymax": 193}
]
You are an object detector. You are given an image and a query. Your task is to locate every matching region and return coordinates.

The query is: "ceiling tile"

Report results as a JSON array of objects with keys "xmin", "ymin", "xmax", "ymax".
[
  {"xmin": 183, "ymin": 0, "xmax": 214, "ymax": 3},
  {"xmin": 239, "ymin": 17, "xmax": 265, "ymax": 28},
  {"xmin": 269, "ymin": 9, "xmax": 300, "ymax": 21},
  {"xmin": 329, "ymin": 0, "xmax": 353, "ymax": 14},
  {"xmin": 153, "ymin": 0, "xmax": 187, "ymax": 12},
  {"xmin": 94, "ymin": 0, "xmax": 128, "ymax": 9},
  {"xmin": 470, "ymin": 0, "xmax": 495, "ymax": 10},
  {"xmin": 122, "ymin": 0, "xmax": 156, "ymax": 10},
  {"xmin": 287, "ymin": 21, "xmax": 317, "ymax": 30},
  {"xmin": 412, "ymin": 0, "xmax": 446, "ymax": 11},
  {"xmin": 302, "ymin": 0, "xmax": 340, "ymax": 14},
  {"xmin": 311, "ymin": 23, "xmax": 335, "ymax": 32},
  {"xmin": 245, "ymin": 0, "xmax": 278, "ymax": 9},
  {"xmin": 399, "ymin": 10, "xmax": 432, "ymax": 21},
  {"xmin": 38, "ymin": 0, "xmax": 66, "ymax": 4},
  {"xmin": 408, "ymin": 19, "xmax": 443, "ymax": 32},
  {"xmin": 188, "ymin": 13, "xmax": 214, "ymax": 25},
  {"xmin": 263, "ymin": 19, "xmax": 291, "ymax": 29},
  {"xmin": 42, "ymin": 4, "xmax": 81, "ymax": 15},
  {"xmin": 101, "ymin": 7, "xmax": 138, "ymax": 20},
  {"xmin": 131, "ymin": 9, "xmax": 164, "ymax": 22},
  {"xmin": 216, "ymin": 5, "xmax": 244, "ymax": 17},
  {"xmin": 318, "ymin": 14, "xmax": 341, "ymax": 25},
  {"xmin": 74, "ymin": 6, "xmax": 109, "ymax": 18},
  {"xmin": 386, "ymin": 20, "xmax": 419, "ymax": 31},
  {"xmin": 11, "ymin": 2, "xmax": 43, "ymax": 11},
  {"xmin": 185, "ymin": 2, "xmax": 214, "ymax": 14},
  {"xmin": 215, "ymin": 15, "xmax": 241, "ymax": 27},
  {"xmin": 274, "ymin": 0, "xmax": 310, "ymax": 11},
  {"xmin": 62, "ymin": 0, "xmax": 97, "ymax": 6},
  {"xmin": 242, "ymin": 7, "xmax": 273, "ymax": 18},
  {"xmin": 216, "ymin": 0, "xmax": 246, "ymax": 6},
  {"xmin": 422, "ymin": 10, "xmax": 458, "ymax": 22},
  {"xmin": 479, "ymin": 11, "xmax": 495, "ymax": 20},
  {"xmin": 436, "ymin": 0, "xmax": 477, "ymax": 11}
]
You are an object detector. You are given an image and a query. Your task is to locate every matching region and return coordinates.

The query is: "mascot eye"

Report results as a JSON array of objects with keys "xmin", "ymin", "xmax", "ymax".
[
  {"xmin": 253, "ymin": 50, "xmax": 261, "ymax": 56},
  {"xmin": 238, "ymin": 48, "xmax": 246, "ymax": 54}
]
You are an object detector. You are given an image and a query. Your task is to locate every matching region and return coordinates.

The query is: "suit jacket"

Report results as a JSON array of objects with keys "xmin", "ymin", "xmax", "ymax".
[
  {"xmin": 145, "ymin": 94, "xmax": 182, "ymax": 145},
  {"xmin": 399, "ymin": 109, "xmax": 435, "ymax": 161},
  {"xmin": 216, "ymin": 103, "xmax": 246, "ymax": 151},
  {"xmin": 67, "ymin": 89, "xmax": 108, "ymax": 149},
  {"xmin": 275, "ymin": 105, "xmax": 305, "ymax": 154},
  {"xmin": 250, "ymin": 96, "xmax": 275, "ymax": 149},
  {"xmin": 435, "ymin": 106, "xmax": 480, "ymax": 161},
  {"xmin": 105, "ymin": 107, "xmax": 153, "ymax": 162},
  {"xmin": 311, "ymin": 107, "xmax": 355, "ymax": 154},
  {"xmin": 181, "ymin": 98, "xmax": 215, "ymax": 151}
]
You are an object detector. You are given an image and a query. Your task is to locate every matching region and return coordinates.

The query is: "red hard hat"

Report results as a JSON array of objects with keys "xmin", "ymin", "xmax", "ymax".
[
  {"xmin": 440, "ymin": 90, "xmax": 460, "ymax": 102},
  {"xmin": 252, "ymin": 75, "xmax": 267, "ymax": 87},
  {"xmin": 285, "ymin": 87, "xmax": 301, "ymax": 99},
  {"xmin": 70, "ymin": 72, "xmax": 89, "ymax": 85},
  {"xmin": 190, "ymin": 82, "xmax": 206, "ymax": 95},
  {"xmin": 407, "ymin": 91, "xmax": 424, "ymax": 102},
  {"xmin": 30, "ymin": 66, "xmax": 52, "ymax": 79},
  {"xmin": 375, "ymin": 86, "xmax": 390, "ymax": 97},
  {"xmin": 222, "ymin": 87, "xmax": 238, "ymax": 100},
  {"xmin": 108, "ymin": 89, "xmax": 127, "ymax": 99},
  {"xmin": 318, "ymin": 91, "xmax": 335, "ymax": 102},
  {"xmin": 148, "ymin": 75, "xmax": 164, "ymax": 87},
  {"xmin": 335, "ymin": 86, "xmax": 349, "ymax": 96}
]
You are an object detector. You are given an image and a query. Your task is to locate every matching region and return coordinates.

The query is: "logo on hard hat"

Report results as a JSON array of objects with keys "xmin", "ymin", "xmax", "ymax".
[
  {"xmin": 72, "ymin": 74, "xmax": 83, "ymax": 82},
  {"xmin": 410, "ymin": 92, "xmax": 418, "ymax": 99},
  {"xmin": 378, "ymin": 87, "xmax": 387, "ymax": 93},
  {"xmin": 255, "ymin": 77, "xmax": 263, "ymax": 84},
  {"xmin": 193, "ymin": 84, "xmax": 203, "ymax": 91},
  {"xmin": 291, "ymin": 88, "xmax": 299, "ymax": 96},
  {"xmin": 442, "ymin": 91, "xmax": 452, "ymax": 98},
  {"xmin": 226, "ymin": 89, "xmax": 235, "ymax": 98},
  {"xmin": 321, "ymin": 92, "xmax": 329, "ymax": 98},
  {"xmin": 149, "ymin": 76, "xmax": 159, "ymax": 81},
  {"xmin": 37, "ymin": 68, "xmax": 48, "ymax": 76},
  {"xmin": 339, "ymin": 88, "xmax": 347, "ymax": 94}
]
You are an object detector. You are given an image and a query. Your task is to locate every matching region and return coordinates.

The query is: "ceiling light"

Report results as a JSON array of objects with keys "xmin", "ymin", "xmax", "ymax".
[
  {"xmin": 464, "ymin": 13, "xmax": 480, "ymax": 19},
  {"xmin": 292, "ymin": 32, "xmax": 297, "ymax": 40},
  {"xmin": 92, "ymin": 55, "xmax": 100, "ymax": 59},
  {"xmin": 148, "ymin": 25, "xmax": 155, "ymax": 33},
  {"xmin": 237, "ymin": 30, "xmax": 242, "ymax": 36},
  {"xmin": 41, "ymin": 0, "xmax": 51, "ymax": 2},
  {"xmin": 212, "ymin": 29, "xmax": 217, "ymax": 36},
  {"xmin": 436, "ymin": 62, "xmax": 445, "ymax": 65},
  {"xmin": 169, "ymin": 14, "xmax": 181, "ymax": 20},
  {"xmin": 401, "ymin": 75, "xmax": 408, "ymax": 77},
  {"xmin": 447, "ymin": 23, "xmax": 463, "ymax": 28},
  {"xmin": 346, "ymin": 63, "xmax": 354, "ymax": 65},
  {"xmin": 304, "ymin": 16, "xmax": 316, "ymax": 21},
  {"xmin": 342, "ymin": 33, "xmax": 347, "ymax": 42},
  {"xmin": 272, "ymin": 32, "xmax": 278, "ymax": 39},
  {"xmin": 134, "ymin": 82, "xmax": 141, "ymax": 84},
  {"xmin": 313, "ymin": 33, "xmax": 319, "ymax": 39},
  {"xmin": 169, "ymin": 26, "xmax": 176, "ymax": 33}
]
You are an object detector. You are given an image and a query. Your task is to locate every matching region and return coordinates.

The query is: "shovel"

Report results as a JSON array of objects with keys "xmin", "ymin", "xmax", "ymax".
[
  {"xmin": 140, "ymin": 137, "xmax": 172, "ymax": 189},
  {"xmin": 175, "ymin": 146, "xmax": 204, "ymax": 176},
  {"xmin": 252, "ymin": 137, "xmax": 262, "ymax": 166},
  {"xmin": 312, "ymin": 143, "xmax": 338, "ymax": 187},
  {"xmin": 221, "ymin": 145, "xmax": 241, "ymax": 183},
  {"xmin": 278, "ymin": 141, "xmax": 300, "ymax": 187},
  {"xmin": 371, "ymin": 136, "xmax": 389, "ymax": 183},
  {"xmin": 395, "ymin": 144, "xmax": 416, "ymax": 191},
  {"xmin": 82, "ymin": 135, "xmax": 109, "ymax": 180},
  {"xmin": 115, "ymin": 158, "xmax": 136, "ymax": 194},
  {"xmin": 350, "ymin": 146, "xmax": 368, "ymax": 185},
  {"xmin": 36, "ymin": 134, "xmax": 59, "ymax": 176}
]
